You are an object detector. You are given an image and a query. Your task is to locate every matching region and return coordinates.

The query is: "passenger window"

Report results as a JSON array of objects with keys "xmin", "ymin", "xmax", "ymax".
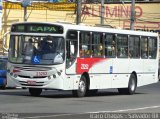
[
  {"xmin": 104, "ymin": 34, "xmax": 116, "ymax": 57},
  {"xmin": 148, "ymin": 37, "xmax": 157, "ymax": 59},
  {"xmin": 129, "ymin": 36, "xmax": 140, "ymax": 58},
  {"xmin": 92, "ymin": 32, "xmax": 103, "ymax": 57},
  {"xmin": 141, "ymin": 37, "xmax": 148, "ymax": 59},
  {"xmin": 117, "ymin": 35, "xmax": 128, "ymax": 58},
  {"xmin": 79, "ymin": 32, "xmax": 92, "ymax": 57}
]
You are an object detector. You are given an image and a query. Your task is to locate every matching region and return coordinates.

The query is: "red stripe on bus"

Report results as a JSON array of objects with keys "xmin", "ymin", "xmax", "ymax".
[{"xmin": 76, "ymin": 57, "xmax": 107, "ymax": 74}]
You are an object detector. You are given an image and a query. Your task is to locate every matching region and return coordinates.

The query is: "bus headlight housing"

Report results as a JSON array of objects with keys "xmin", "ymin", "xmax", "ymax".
[
  {"xmin": 14, "ymin": 74, "xmax": 18, "ymax": 78},
  {"xmin": 48, "ymin": 76, "xmax": 51, "ymax": 80},
  {"xmin": 53, "ymin": 74, "xmax": 56, "ymax": 78},
  {"xmin": 10, "ymin": 72, "xmax": 13, "ymax": 76},
  {"xmin": 57, "ymin": 72, "xmax": 61, "ymax": 76}
]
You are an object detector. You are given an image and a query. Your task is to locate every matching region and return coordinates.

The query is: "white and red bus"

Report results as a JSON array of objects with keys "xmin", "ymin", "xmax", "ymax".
[{"xmin": 7, "ymin": 22, "xmax": 159, "ymax": 97}]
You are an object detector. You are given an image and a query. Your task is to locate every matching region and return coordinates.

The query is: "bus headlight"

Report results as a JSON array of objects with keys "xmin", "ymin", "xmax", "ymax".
[
  {"xmin": 7, "ymin": 69, "xmax": 10, "ymax": 73},
  {"xmin": 53, "ymin": 74, "xmax": 56, "ymax": 78},
  {"xmin": 14, "ymin": 74, "xmax": 18, "ymax": 78},
  {"xmin": 57, "ymin": 72, "xmax": 61, "ymax": 76},
  {"xmin": 10, "ymin": 72, "xmax": 13, "ymax": 76},
  {"xmin": 48, "ymin": 76, "xmax": 51, "ymax": 80}
]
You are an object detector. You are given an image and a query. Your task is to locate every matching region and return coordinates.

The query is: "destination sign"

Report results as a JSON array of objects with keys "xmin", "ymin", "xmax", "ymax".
[
  {"xmin": 11, "ymin": 23, "xmax": 63, "ymax": 34},
  {"xmin": 29, "ymin": 26, "xmax": 57, "ymax": 33}
]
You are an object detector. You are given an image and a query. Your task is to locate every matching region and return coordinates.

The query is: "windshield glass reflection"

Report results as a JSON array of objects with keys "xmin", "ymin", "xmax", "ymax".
[{"xmin": 9, "ymin": 35, "xmax": 64, "ymax": 65}]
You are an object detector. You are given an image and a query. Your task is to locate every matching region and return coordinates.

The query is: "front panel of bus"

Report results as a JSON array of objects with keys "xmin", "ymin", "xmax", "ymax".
[{"xmin": 7, "ymin": 23, "xmax": 70, "ymax": 90}]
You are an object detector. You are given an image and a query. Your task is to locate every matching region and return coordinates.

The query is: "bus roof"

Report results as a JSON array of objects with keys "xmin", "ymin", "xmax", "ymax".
[{"xmin": 11, "ymin": 22, "xmax": 159, "ymax": 37}]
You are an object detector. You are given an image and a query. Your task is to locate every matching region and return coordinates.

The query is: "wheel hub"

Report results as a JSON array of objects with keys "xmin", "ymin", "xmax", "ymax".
[{"xmin": 79, "ymin": 80, "xmax": 86, "ymax": 93}]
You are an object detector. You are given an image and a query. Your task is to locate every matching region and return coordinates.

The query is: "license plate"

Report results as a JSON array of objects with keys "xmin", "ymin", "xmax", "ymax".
[{"xmin": 27, "ymin": 80, "xmax": 36, "ymax": 85}]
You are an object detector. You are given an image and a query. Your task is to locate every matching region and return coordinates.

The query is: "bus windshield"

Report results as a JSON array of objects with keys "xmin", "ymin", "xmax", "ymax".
[{"xmin": 9, "ymin": 35, "xmax": 65, "ymax": 65}]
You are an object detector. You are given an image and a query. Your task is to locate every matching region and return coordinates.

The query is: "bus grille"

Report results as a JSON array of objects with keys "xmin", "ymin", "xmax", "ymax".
[
  {"xmin": 18, "ymin": 75, "xmax": 47, "ymax": 78},
  {"xmin": 19, "ymin": 81, "xmax": 44, "ymax": 86},
  {"xmin": 14, "ymin": 66, "xmax": 51, "ymax": 71}
]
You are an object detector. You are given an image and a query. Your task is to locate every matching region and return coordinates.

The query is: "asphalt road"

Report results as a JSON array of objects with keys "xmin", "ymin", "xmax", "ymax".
[{"xmin": 0, "ymin": 82, "xmax": 160, "ymax": 119}]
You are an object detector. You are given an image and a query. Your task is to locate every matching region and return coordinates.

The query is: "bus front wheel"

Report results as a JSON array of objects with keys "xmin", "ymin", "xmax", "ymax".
[
  {"xmin": 118, "ymin": 74, "xmax": 137, "ymax": 95},
  {"xmin": 29, "ymin": 88, "xmax": 42, "ymax": 96},
  {"xmin": 72, "ymin": 75, "xmax": 87, "ymax": 97}
]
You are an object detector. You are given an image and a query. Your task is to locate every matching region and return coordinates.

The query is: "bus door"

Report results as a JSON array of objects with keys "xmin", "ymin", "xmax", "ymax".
[
  {"xmin": 112, "ymin": 34, "xmax": 130, "ymax": 88},
  {"xmin": 128, "ymin": 36, "xmax": 143, "ymax": 86},
  {"xmin": 66, "ymin": 30, "xmax": 78, "ymax": 75},
  {"xmin": 141, "ymin": 37, "xmax": 158, "ymax": 85},
  {"xmin": 65, "ymin": 30, "xmax": 79, "ymax": 89}
]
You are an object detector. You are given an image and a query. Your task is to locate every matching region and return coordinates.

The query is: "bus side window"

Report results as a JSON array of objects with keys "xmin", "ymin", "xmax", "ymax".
[
  {"xmin": 141, "ymin": 37, "xmax": 148, "ymax": 59},
  {"xmin": 104, "ymin": 34, "xmax": 116, "ymax": 57},
  {"xmin": 92, "ymin": 32, "xmax": 103, "ymax": 57},
  {"xmin": 117, "ymin": 35, "xmax": 128, "ymax": 58},
  {"xmin": 129, "ymin": 36, "xmax": 140, "ymax": 58},
  {"xmin": 148, "ymin": 37, "xmax": 157, "ymax": 59},
  {"xmin": 79, "ymin": 32, "xmax": 91, "ymax": 57}
]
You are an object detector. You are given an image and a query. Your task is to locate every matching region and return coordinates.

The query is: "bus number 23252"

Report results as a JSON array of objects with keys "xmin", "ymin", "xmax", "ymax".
[{"xmin": 36, "ymin": 72, "xmax": 47, "ymax": 76}]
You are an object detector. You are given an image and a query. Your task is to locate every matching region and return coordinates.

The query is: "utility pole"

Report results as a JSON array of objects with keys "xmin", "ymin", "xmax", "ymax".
[
  {"xmin": 101, "ymin": 0, "xmax": 104, "ymax": 25},
  {"xmin": 76, "ymin": 0, "xmax": 82, "ymax": 25},
  {"xmin": 130, "ymin": 0, "xmax": 135, "ymax": 30},
  {"xmin": 24, "ymin": 7, "xmax": 27, "ymax": 21},
  {"xmin": 22, "ymin": 0, "xmax": 32, "ymax": 22}
]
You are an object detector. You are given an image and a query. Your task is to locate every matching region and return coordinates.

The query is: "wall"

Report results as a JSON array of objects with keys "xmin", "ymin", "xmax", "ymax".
[{"xmin": 0, "ymin": 2, "xmax": 160, "ymax": 51}]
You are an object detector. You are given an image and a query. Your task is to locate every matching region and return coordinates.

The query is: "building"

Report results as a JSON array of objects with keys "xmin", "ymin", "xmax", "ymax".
[{"xmin": 0, "ymin": 1, "xmax": 159, "ymax": 52}]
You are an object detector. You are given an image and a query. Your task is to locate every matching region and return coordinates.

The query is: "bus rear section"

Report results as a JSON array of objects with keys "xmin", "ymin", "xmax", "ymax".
[{"xmin": 65, "ymin": 28, "xmax": 159, "ymax": 97}]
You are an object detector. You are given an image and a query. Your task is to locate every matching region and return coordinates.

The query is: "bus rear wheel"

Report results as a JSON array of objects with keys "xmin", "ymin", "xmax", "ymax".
[
  {"xmin": 29, "ymin": 88, "xmax": 42, "ymax": 96},
  {"xmin": 72, "ymin": 75, "xmax": 87, "ymax": 97},
  {"xmin": 118, "ymin": 74, "xmax": 137, "ymax": 95}
]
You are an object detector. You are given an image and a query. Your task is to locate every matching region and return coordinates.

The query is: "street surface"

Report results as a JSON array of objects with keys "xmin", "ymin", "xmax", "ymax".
[{"xmin": 0, "ymin": 82, "xmax": 160, "ymax": 119}]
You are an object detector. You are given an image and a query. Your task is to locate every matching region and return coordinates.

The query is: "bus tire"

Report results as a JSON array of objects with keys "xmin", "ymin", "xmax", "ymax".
[
  {"xmin": 29, "ymin": 88, "xmax": 42, "ymax": 96},
  {"xmin": 72, "ymin": 75, "xmax": 87, "ymax": 97},
  {"xmin": 118, "ymin": 74, "xmax": 137, "ymax": 95}
]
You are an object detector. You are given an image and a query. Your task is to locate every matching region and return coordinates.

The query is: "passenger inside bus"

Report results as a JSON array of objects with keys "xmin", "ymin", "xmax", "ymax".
[
  {"xmin": 79, "ymin": 46, "xmax": 84, "ymax": 57},
  {"xmin": 111, "ymin": 45, "xmax": 116, "ymax": 56},
  {"xmin": 79, "ymin": 45, "xmax": 91, "ymax": 57},
  {"xmin": 93, "ymin": 44, "xmax": 103, "ymax": 57},
  {"xmin": 24, "ymin": 38, "xmax": 36, "ymax": 62},
  {"xmin": 118, "ymin": 47, "xmax": 128, "ymax": 57},
  {"xmin": 39, "ymin": 38, "xmax": 52, "ymax": 54},
  {"xmin": 24, "ymin": 38, "xmax": 35, "ymax": 54},
  {"xmin": 38, "ymin": 37, "xmax": 63, "ymax": 63}
]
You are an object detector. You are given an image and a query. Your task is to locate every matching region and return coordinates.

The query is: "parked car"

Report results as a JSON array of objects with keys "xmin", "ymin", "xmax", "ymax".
[{"xmin": 0, "ymin": 56, "xmax": 7, "ymax": 89}]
